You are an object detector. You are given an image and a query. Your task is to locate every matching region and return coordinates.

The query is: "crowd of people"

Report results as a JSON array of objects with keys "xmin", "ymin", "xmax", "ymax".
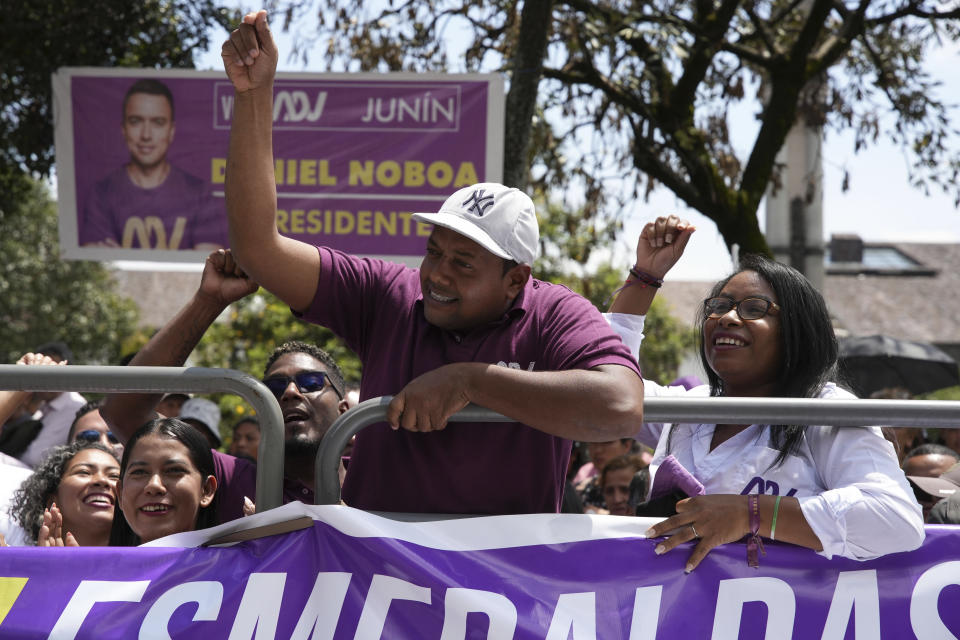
[{"xmin": 0, "ymin": 10, "xmax": 955, "ymax": 568}]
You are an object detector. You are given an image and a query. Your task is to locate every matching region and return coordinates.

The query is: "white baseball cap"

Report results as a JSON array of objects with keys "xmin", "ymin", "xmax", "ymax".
[
  {"xmin": 412, "ymin": 183, "xmax": 539, "ymax": 265},
  {"xmin": 179, "ymin": 398, "xmax": 222, "ymax": 446}
]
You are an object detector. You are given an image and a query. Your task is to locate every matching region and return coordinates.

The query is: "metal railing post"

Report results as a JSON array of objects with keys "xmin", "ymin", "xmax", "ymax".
[
  {"xmin": 315, "ymin": 396, "xmax": 960, "ymax": 505},
  {"xmin": 315, "ymin": 396, "xmax": 516, "ymax": 505},
  {"xmin": 0, "ymin": 365, "xmax": 284, "ymax": 512}
]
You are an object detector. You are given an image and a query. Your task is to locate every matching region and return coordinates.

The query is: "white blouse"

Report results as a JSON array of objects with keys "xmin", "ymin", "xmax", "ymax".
[{"xmin": 605, "ymin": 312, "xmax": 925, "ymax": 560}]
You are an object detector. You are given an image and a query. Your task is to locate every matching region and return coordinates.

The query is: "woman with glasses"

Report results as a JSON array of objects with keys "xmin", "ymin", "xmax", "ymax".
[
  {"xmin": 8, "ymin": 441, "xmax": 120, "ymax": 546},
  {"xmin": 608, "ymin": 215, "xmax": 923, "ymax": 571},
  {"xmin": 109, "ymin": 418, "xmax": 218, "ymax": 545}
]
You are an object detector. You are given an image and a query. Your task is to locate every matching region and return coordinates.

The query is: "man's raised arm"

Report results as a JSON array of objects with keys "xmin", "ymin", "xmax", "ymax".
[
  {"xmin": 101, "ymin": 250, "xmax": 258, "ymax": 444},
  {"xmin": 222, "ymin": 10, "xmax": 320, "ymax": 312}
]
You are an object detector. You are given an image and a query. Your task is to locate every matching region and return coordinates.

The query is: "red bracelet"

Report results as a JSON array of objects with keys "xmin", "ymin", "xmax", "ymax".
[{"xmin": 747, "ymin": 494, "xmax": 765, "ymax": 568}]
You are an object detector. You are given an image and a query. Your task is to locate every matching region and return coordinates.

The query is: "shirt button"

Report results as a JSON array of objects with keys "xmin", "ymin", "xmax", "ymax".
[{"xmin": 302, "ymin": 488, "xmax": 309, "ymax": 495}]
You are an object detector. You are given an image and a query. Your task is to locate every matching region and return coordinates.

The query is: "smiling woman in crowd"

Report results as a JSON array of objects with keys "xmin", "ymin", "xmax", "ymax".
[
  {"xmin": 9, "ymin": 441, "xmax": 119, "ymax": 546},
  {"xmin": 607, "ymin": 215, "xmax": 924, "ymax": 572},
  {"xmin": 110, "ymin": 418, "xmax": 218, "ymax": 546}
]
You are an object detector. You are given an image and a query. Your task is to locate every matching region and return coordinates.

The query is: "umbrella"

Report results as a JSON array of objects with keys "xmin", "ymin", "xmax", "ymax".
[{"xmin": 838, "ymin": 334, "xmax": 960, "ymax": 397}]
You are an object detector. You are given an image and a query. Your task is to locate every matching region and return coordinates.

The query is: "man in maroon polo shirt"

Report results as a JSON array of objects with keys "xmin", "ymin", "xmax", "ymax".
[{"xmin": 220, "ymin": 11, "xmax": 646, "ymax": 514}]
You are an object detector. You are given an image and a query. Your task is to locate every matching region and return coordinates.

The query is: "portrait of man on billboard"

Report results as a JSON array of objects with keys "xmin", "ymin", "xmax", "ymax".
[{"xmin": 79, "ymin": 79, "xmax": 225, "ymax": 250}]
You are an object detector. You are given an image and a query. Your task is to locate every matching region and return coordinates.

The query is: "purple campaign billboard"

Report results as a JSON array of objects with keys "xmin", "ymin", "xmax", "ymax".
[
  {"xmin": 1, "ymin": 503, "xmax": 958, "ymax": 639},
  {"xmin": 53, "ymin": 68, "xmax": 504, "ymax": 263}
]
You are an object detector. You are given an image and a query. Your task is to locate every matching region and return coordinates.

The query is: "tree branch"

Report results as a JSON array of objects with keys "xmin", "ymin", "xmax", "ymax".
[
  {"xmin": 541, "ymin": 66, "xmax": 655, "ymax": 123},
  {"xmin": 808, "ymin": 0, "xmax": 871, "ymax": 74},
  {"xmin": 769, "ymin": 0, "xmax": 813, "ymax": 26},
  {"xmin": 671, "ymin": 0, "xmax": 742, "ymax": 114},
  {"xmin": 867, "ymin": 3, "xmax": 960, "ymax": 26},
  {"xmin": 785, "ymin": 0, "xmax": 835, "ymax": 64},
  {"xmin": 628, "ymin": 121, "xmax": 707, "ymax": 211},
  {"xmin": 738, "ymin": 0, "xmax": 835, "ymax": 210},
  {"xmin": 742, "ymin": 3, "xmax": 780, "ymax": 58},
  {"xmin": 720, "ymin": 40, "xmax": 775, "ymax": 68}
]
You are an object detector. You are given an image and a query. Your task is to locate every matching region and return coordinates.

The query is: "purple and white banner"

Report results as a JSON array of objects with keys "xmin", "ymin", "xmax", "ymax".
[
  {"xmin": 1, "ymin": 503, "xmax": 958, "ymax": 639},
  {"xmin": 52, "ymin": 68, "xmax": 503, "ymax": 263}
]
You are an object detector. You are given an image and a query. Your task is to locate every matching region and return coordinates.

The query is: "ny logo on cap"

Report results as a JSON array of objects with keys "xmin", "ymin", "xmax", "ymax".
[{"xmin": 462, "ymin": 189, "xmax": 495, "ymax": 217}]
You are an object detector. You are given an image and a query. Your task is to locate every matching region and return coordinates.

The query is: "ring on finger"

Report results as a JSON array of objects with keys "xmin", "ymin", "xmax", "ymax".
[{"xmin": 690, "ymin": 524, "xmax": 701, "ymax": 538}]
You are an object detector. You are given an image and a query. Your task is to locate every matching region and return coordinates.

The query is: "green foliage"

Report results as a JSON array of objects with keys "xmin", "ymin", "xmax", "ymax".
[
  {"xmin": 533, "ymin": 196, "xmax": 622, "ymax": 303},
  {"xmin": 544, "ymin": 261, "xmax": 697, "ymax": 385},
  {"xmin": 533, "ymin": 195, "xmax": 697, "ymax": 384},
  {"xmin": 919, "ymin": 386, "xmax": 960, "ymax": 402},
  {"xmin": 0, "ymin": 178, "xmax": 139, "ymax": 365},
  {"xmin": 543, "ymin": 263, "xmax": 625, "ymax": 312},
  {"xmin": 0, "ymin": 0, "xmax": 243, "ymax": 417},
  {"xmin": 1, "ymin": 0, "xmax": 237, "ymax": 182},
  {"xmin": 637, "ymin": 297, "xmax": 699, "ymax": 386},
  {"xmin": 192, "ymin": 291, "xmax": 361, "ymax": 381}
]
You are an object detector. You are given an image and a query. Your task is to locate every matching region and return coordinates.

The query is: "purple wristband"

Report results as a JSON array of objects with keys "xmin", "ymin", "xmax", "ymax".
[
  {"xmin": 747, "ymin": 494, "xmax": 766, "ymax": 568},
  {"xmin": 629, "ymin": 266, "xmax": 663, "ymax": 288}
]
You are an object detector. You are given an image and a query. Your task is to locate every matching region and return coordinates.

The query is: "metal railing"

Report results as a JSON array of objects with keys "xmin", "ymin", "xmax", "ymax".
[
  {"xmin": 315, "ymin": 395, "xmax": 960, "ymax": 505},
  {"xmin": 0, "ymin": 365, "xmax": 284, "ymax": 512},
  {"xmin": 3, "ymin": 365, "xmax": 959, "ymax": 515}
]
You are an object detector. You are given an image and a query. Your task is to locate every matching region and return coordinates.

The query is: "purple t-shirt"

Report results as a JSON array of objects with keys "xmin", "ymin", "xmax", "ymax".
[
  {"xmin": 212, "ymin": 451, "xmax": 313, "ymax": 524},
  {"xmin": 80, "ymin": 165, "xmax": 225, "ymax": 249},
  {"xmin": 299, "ymin": 247, "xmax": 642, "ymax": 514}
]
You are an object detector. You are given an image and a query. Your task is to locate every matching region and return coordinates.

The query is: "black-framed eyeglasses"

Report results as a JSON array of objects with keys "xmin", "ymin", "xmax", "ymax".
[
  {"xmin": 703, "ymin": 296, "xmax": 780, "ymax": 321},
  {"xmin": 262, "ymin": 371, "xmax": 343, "ymax": 400},
  {"xmin": 75, "ymin": 429, "xmax": 120, "ymax": 444}
]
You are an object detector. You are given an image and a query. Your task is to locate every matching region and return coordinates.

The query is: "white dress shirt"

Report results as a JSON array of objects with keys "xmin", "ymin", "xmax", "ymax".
[
  {"xmin": 1, "ymin": 453, "xmax": 33, "ymax": 545},
  {"xmin": 606, "ymin": 312, "xmax": 924, "ymax": 560},
  {"xmin": 644, "ymin": 377, "xmax": 924, "ymax": 560}
]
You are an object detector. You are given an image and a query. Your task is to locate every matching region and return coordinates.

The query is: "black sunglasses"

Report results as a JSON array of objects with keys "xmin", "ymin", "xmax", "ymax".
[
  {"xmin": 262, "ymin": 371, "xmax": 343, "ymax": 400},
  {"xmin": 75, "ymin": 429, "xmax": 120, "ymax": 444}
]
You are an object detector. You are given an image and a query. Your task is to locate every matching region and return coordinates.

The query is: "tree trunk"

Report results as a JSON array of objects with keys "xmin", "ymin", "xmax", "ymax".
[
  {"xmin": 503, "ymin": 0, "xmax": 554, "ymax": 190},
  {"xmin": 714, "ymin": 204, "xmax": 771, "ymax": 257}
]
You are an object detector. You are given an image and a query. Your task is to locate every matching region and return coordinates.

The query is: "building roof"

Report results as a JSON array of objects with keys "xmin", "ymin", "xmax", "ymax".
[
  {"xmin": 824, "ymin": 242, "xmax": 960, "ymax": 346},
  {"xmin": 111, "ymin": 268, "xmax": 202, "ymax": 329}
]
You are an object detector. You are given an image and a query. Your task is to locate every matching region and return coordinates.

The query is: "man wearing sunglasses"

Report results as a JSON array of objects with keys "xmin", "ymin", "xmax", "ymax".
[
  {"xmin": 219, "ymin": 11, "xmax": 645, "ymax": 515},
  {"xmin": 67, "ymin": 400, "xmax": 123, "ymax": 456},
  {"xmin": 102, "ymin": 249, "xmax": 351, "ymax": 524}
]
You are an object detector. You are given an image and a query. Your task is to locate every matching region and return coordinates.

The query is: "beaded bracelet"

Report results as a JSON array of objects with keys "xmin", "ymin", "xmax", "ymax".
[
  {"xmin": 747, "ymin": 494, "xmax": 766, "ymax": 568},
  {"xmin": 629, "ymin": 266, "xmax": 664, "ymax": 288}
]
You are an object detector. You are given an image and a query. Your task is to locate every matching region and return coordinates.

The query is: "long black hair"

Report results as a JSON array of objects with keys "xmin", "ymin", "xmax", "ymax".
[
  {"xmin": 109, "ymin": 418, "xmax": 218, "ymax": 546},
  {"xmin": 683, "ymin": 254, "xmax": 839, "ymax": 466}
]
